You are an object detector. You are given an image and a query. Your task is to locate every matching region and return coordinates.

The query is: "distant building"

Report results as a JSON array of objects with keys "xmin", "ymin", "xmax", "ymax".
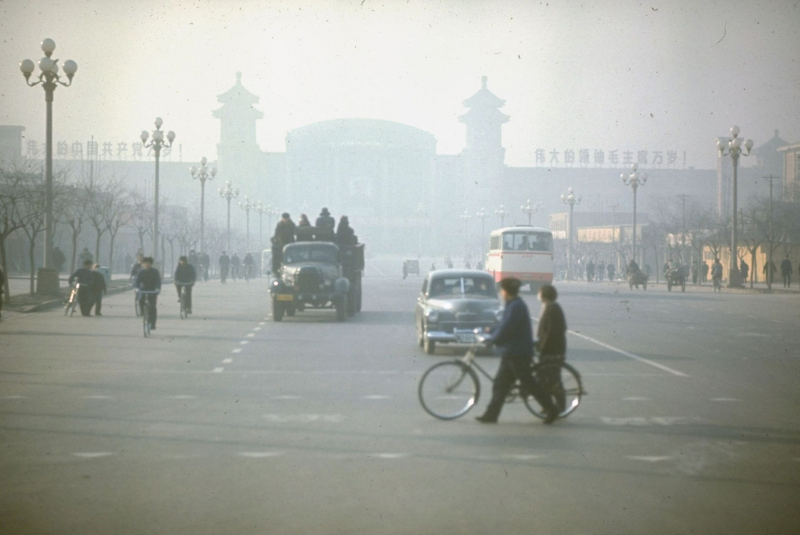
[{"xmin": 778, "ymin": 141, "xmax": 800, "ymax": 203}]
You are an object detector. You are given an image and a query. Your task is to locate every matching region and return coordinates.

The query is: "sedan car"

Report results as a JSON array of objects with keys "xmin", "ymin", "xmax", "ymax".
[{"xmin": 415, "ymin": 270, "xmax": 503, "ymax": 355}]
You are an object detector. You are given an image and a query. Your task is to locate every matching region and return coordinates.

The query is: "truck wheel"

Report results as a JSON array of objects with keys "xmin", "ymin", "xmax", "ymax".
[
  {"xmin": 667, "ymin": 281, "xmax": 672, "ymax": 291},
  {"xmin": 356, "ymin": 285, "xmax": 363, "ymax": 312},
  {"xmin": 286, "ymin": 306, "xmax": 296, "ymax": 317},
  {"xmin": 347, "ymin": 289, "xmax": 357, "ymax": 317},
  {"xmin": 272, "ymin": 299, "xmax": 284, "ymax": 322},
  {"xmin": 335, "ymin": 295, "xmax": 347, "ymax": 322}
]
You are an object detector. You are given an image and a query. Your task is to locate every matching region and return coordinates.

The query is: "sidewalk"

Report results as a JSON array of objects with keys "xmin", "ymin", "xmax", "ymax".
[
  {"xmin": 2, "ymin": 272, "xmax": 137, "ymax": 314},
  {"xmin": 558, "ymin": 278, "xmax": 799, "ymax": 294}
]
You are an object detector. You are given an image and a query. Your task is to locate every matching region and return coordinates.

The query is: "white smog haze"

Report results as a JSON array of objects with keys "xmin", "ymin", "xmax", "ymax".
[{"xmin": 0, "ymin": 0, "xmax": 798, "ymax": 168}]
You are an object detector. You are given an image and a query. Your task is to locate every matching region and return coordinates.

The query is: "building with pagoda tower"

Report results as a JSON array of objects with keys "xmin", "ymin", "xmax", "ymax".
[{"xmin": 459, "ymin": 75, "xmax": 509, "ymax": 189}]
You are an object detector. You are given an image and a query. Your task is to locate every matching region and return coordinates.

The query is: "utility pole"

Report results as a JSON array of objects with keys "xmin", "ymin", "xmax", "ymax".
[
  {"xmin": 676, "ymin": 194, "xmax": 689, "ymax": 263},
  {"xmin": 764, "ymin": 175, "xmax": 779, "ymax": 290}
]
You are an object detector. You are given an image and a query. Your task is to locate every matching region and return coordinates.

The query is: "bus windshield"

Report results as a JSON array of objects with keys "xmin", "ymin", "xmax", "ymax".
[{"xmin": 500, "ymin": 232, "xmax": 552, "ymax": 252}]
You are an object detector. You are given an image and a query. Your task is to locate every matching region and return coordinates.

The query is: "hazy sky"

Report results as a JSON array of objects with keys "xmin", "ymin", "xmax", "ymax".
[{"xmin": 1, "ymin": 0, "xmax": 798, "ymax": 169}]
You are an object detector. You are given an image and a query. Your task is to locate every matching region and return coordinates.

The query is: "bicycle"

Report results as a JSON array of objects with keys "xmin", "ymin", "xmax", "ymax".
[
  {"xmin": 137, "ymin": 290, "xmax": 159, "ymax": 337},
  {"xmin": 176, "ymin": 282, "xmax": 193, "ymax": 320},
  {"xmin": 64, "ymin": 284, "xmax": 80, "ymax": 316},
  {"xmin": 418, "ymin": 335, "xmax": 585, "ymax": 421},
  {"xmin": 133, "ymin": 287, "xmax": 141, "ymax": 316}
]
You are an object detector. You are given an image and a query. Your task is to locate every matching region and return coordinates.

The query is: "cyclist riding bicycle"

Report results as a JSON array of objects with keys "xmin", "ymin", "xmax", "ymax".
[
  {"xmin": 174, "ymin": 256, "xmax": 196, "ymax": 315},
  {"xmin": 134, "ymin": 256, "xmax": 161, "ymax": 330},
  {"xmin": 475, "ymin": 278, "xmax": 559, "ymax": 424},
  {"xmin": 243, "ymin": 253, "xmax": 254, "ymax": 279}
]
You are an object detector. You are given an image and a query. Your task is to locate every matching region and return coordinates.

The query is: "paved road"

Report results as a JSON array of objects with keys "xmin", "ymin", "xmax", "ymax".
[{"xmin": 1, "ymin": 263, "xmax": 799, "ymax": 534}]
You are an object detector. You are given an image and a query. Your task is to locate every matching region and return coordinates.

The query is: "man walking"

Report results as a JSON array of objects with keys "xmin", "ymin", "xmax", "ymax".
[
  {"xmin": 740, "ymin": 259, "xmax": 749, "ymax": 284},
  {"xmin": 701, "ymin": 261, "xmax": 709, "ymax": 284},
  {"xmin": 68, "ymin": 260, "xmax": 96, "ymax": 316},
  {"xmin": 91, "ymin": 264, "xmax": 107, "ymax": 316},
  {"xmin": 219, "ymin": 251, "xmax": 230, "ymax": 283},
  {"xmin": 763, "ymin": 260, "xmax": 777, "ymax": 286},
  {"xmin": 780, "ymin": 255, "xmax": 793, "ymax": 287}
]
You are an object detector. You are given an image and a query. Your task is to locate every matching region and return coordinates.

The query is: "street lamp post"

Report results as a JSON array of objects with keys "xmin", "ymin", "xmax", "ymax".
[
  {"xmin": 255, "ymin": 200, "xmax": 266, "ymax": 253},
  {"xmin": 495, "ymin": 204, "xmax": 508, "ymax": 227},
  {"xmin": 140, "ymin": 117, "xmax": 176, "ymax": 265},
  {"xmin": 219, "ymin": 181, "xmax": 239, "ymax": 253},
  {"xmin": 460, "ymin": 209, "xmax": 472, "ymax": 259},
  {"xmin": 20, "ymin": 38, "xmax": 78, "ymax": 294},
  {"xmin": 520, "ymin": 198, "xmax": 541, "ymax": 226},
  {"xmin": 561, "ymin": 187, "xmax": 581, "ymax": 280},
  {"xmin": 239, "ymin": 196, "xmax": 254, "ymax": 251},
  {"xmin": 190, "ymin": 157, "xmax": 217, "ymax": 254},
  {"xmin": 621, "ymin": 163, "xmax": 648, "ymax": 267},
  {"xmin": 476, "ymin": 207, "xmax": 489, "ymax": 252},
  {"xmin": 717, "ymin": 126, "xmax": 754, "ymax": 288}
]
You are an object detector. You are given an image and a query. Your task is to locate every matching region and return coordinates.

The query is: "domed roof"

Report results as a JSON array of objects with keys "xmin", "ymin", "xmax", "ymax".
[{"xmin": 286, "ymin": 118, "xmax": 436, "ymax": 151}]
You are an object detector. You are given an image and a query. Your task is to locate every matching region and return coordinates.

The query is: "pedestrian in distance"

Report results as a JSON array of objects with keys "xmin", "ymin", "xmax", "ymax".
[
  {"xmin": 53, "ymin": 246, "xmax": 67, "ymax": 273},
  {"xmin": 475, "ymin": 278, "xmax": 559, "ymax": 425},
  {"xmin": 763, "ymin": 260, "xmax": 777, "ymax": 286},
  {"xmin": 644, "ymin": 263, "xmax": 652, "ymax": 278},
  {"xmin": 711, "ymin": 258, "xmax": 723, "ymax": 292},
  {"xmin": 691, "ymin": 262, "xmax": 699, "ymax": 285},
  {"xmin": 200, "ymin": 252, "xmax": 210, "ymax": 282},
  {"xmin": 68, "ymin": 260, "xmax": 96, "ymax": 316},
  {"xmin": 701, "ymin": 261, "xmax": 709, "ymax": 284},
  {"xmin": 598, "ymin": 261, "xmax": 605, "ymax": 281},
  {"xmin": 91, "ymin": 264, "xmax": 107, "ymax": 316},
  {"xmin": 134, "ymin": 257, "xmax": 161, "ymax": 330},
  {"xmin": 129, "ymin": 253, "xmax": 144, "ymax": 282},
  {"xmin": 174, "ymin": 256, "xmax": 196, "ymax": 314},
  {"xmin": 607, "ymin": 262, "xmax": 615, "ymax": 281},
  {"xmin": 219, "ymin": 251, "xmax": 230, "ymax": 283},
  {"xmin": 336, "ymin": 216, "xmax": 356, "ymax": 246},
  {"xmin": 78, "ymin": 247, "xmax": 93, "ymax": 266},
  {"xmin": 402, "ymin": 262, "xmax": 408, "ymax": 280},
  {"xmin": 740, "ymin": 259, "xmax": 749, "ymax": 284},
  {"xmin": 586, "ymin": 261, "xmax": 595, "ymax": 282},
  {"xmin": 231, "ymin": 253, "xmax": 241, "ymax": 281},
  {"xmin": 780, "ymin": 255, "xmax": 793, "ymax": 287}
]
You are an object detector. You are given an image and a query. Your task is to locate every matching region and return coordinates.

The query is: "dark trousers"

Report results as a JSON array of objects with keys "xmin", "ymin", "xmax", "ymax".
[
  {"xmin": 783, "ymin": 273, "xmax": 791, "ymax": 287},
  {"xmin": 220, "ymin": 266, "xmax": 229, "ymax": 283},
  {"xmin": 92, "ymin": 291, "xmax": 103, "ymax": 315},
  {"xmin": 78, "ymin": 287, "xmax": 93, "ymax": 316},
  {"xmin": 483, "ymin": 355, "xmax": 556, "ymax": 420},
  {"xmin": 176, "ymin": 285, "xmax": 192, "ymax": 310},
  {"xmin": 138, "ymin": 295, "xmax": 158, "ymax": 327}
]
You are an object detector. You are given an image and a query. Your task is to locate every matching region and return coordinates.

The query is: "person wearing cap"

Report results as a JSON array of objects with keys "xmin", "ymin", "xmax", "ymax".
[
  {"xmin": 134, "ymin": 257, "xmax": 161, "ymax": 330},
  {"xmin": 315, "ymin": 208, "xmax": 335, "ymax": 230},
  {"xmin": 69, "ymin": 260, "xmax": 96, "ymax": 317},
  {"xmin": 274, "ymin": 213, "xmax": 296, "ymax": 246},
  {"xmin": 475, "ymin": 277, "xmax": 559, "ymax": 424}
]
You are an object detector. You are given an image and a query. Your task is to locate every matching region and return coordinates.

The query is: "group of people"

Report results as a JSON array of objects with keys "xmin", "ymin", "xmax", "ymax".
[
  {"xmin": 127, "ymin": 254, "xmax": 196, "ymax": 330},
  {"xmin": 271, "ymin": 208, "xmax": 356, "ymax": 272},
  {"xmin": 218, "ymin": 252, "xmax": 255, "ymax": 283},
  {"xmin": 67, "ymin": 261, "xmax": 108, "ymax": 316}
]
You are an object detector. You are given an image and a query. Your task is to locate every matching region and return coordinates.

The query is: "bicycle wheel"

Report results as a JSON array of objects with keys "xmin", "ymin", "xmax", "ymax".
[
  {"xmin": 69, "ymin": 299, "xmax": 77, "ymax": 317},
  {"xmin": 134, "ymin": 293, "xmax": 140, "ymax": 317},
  {"xmin": 524, "ymin": 362, "xmax": 583, "ymax": 420},
  {"xmin": 143, "ymin": 307, "xmax": 150, "ymax": 337},
  {"xmin": 418, "ymin": 361, "xmax": 480, "ymax": 420},
  {"xmin": 179, "ymin": 292, "xmax": 187, "ymax": 320}
]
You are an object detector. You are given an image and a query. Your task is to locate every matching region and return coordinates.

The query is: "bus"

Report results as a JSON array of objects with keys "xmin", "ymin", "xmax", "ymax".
[{"xmin": 486, "ymin": 226, "xmax": 554, "ymax": 291}]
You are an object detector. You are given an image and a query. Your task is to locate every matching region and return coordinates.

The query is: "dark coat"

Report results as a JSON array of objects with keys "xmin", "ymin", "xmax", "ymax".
[
  {"xmin": 781, "ymin": 259, "xmax": 793, "ymax": 274},
  {"xmin": 490, "ymin": 297, "xmax": 533, "ymax": 358},
  {"xmin": 69, "ymin": 268, "xmax": 94, "ymax": 287},
  {"xmin": 315, "ymin": 215, "xmax": 335, "ymax": 229},
  {"xmin": 134, "ymin": 267, "xmax": 162, "ymax": 292},
  {"xmin": 336, "ymin": 223, "xmax": 356, "ymax": 245},
  {"xmin": 174, "ymin": 263, "xmax": 196, "ymax": 284},
  {"xmin": 275, "ymin": 219, "xmax": 296, "ymax": 245},
  {"xmin": 91, "ymin": 271, "xmax": 107, "ymax": 294},
  {"xmin": 537, "ymin": 302, "xmax": 567, "ymax": 356},
  {"xmin": 219, "ymin": 255, "xmax": 230, "ymax": 267}
]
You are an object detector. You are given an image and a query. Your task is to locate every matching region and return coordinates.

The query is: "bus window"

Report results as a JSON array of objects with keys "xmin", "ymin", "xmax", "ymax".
[{"xmin": 502, "ymin": 232, "xmax": 553, "ymax": 252}]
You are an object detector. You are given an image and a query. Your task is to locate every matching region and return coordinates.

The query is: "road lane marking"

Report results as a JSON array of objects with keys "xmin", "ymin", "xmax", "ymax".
[
  {"xmin": 253, "ymin": 327, "xmax": 262, "ymax": 331},
  {"xmin": 372, "ymin": 453, "xmax": 406, "ymax": 459},
  {"xmin": 167, "ymin": 395, "xmax": 196, "ymax": 399},
  {"xmin": 565, "ymin": 329, "xmax": 689, "ymax": 377},
  {"xmin": 510, "ymin": 454, "xmax": 543, "ymax": 461},
  {"xmin": 263, "ymin": 414, "xmax": 343, "ymax": 423},
  {"xmin": 370, "ymin": 264, "xmax": 387, "ymax": 277},
  {"xmin": 72, "ymin": 452, "xmax": 114, "ymax": 459},
  {"xmin": 711, "ymin": 397, "xmax": 740, "ymax": 402},
  {"xmin": 602, "ymin": 416, "xmax": 687, "ymax": 426},
  {"xmin": 362, "ymin": 395, "xmax": 391, "ymax": 400},
  {"xmin": 627, "ymin": 456, "xmax": 672, "ymax": 462},
  {"xmin": 81, "ymin": 395, "xmax": 114, "ymax": 400},
  {"xmin": 232, "ymin": 348, "xmax": 242, "ymax": 354},
  {"xmin": 239, "ymin": 341, "xmax": 249, "ymax": 345},
  {"xmin": 246, "ymin": 333, "xmax": 255, "ymax": 338},
  {"xmin": 2, "ymin": 395, "xmax": 28, "ymax": 399},
  {"xmin": 271, "ymin": 395, "xmax": 302, "ymax": 400},
  {"xmin": 212, "ymin": 367, "xmax": 224, "ymax": 373},
  {"xmin": 623, "ymin": 397, "xmax": 650, "ymax": 401},
  {"xmin": 222, "ymin": 358, "xmax": 233, "ymax": 364},
  {"xmin": 238, "ymin": 452, "xmax": 284, "ymax": 458},
  {"xmin": 258, "ymin": 322, "xmax": 266, "ymax": 325}
]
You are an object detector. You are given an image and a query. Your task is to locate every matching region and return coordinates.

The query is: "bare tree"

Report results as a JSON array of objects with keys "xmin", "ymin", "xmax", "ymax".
[
  {"xmin": 0, "ymin": 164, "xmax": 30, "ymax": 301},
  {"xmin": 129, "ymin": 191, "xmax": 153, "ymax": 256},
  {"xmin": 103, "ymin": 180, "xmax": 133, "ymax": 272},
  {"xmin": 738, "ymin": 206, "xmax": 764, "ymax": 288},
  {"xmin": 18, "ymin": 173, "xmax": 48, "ymax": 294},
  {"xmin": 59, "ymin": 184, "xmax": 88, "ymax": 273}
]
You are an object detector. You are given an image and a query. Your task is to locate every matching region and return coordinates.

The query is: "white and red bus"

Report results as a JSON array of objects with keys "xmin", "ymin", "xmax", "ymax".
[{"xmin": 486, "ymin": 226, "xmax": 554, "ymax": 290}]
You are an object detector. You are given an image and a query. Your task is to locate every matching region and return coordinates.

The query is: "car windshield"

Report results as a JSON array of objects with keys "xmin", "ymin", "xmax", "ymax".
[
  {"xmin": 284, "ymin": 245, "xmax": 338, "ymax": 264},
  {"xmin": 501, "ymin": 232, "xmax": 553, "ymax": 252},
  {"xmin": 428, "ymin": 276, "xmax": 496, "ymax": 298}
]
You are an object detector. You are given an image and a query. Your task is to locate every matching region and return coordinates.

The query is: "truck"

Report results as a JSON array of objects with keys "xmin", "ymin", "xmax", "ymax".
[{"xmin": 270, "ymin": 239, "xmax": 364, "ymax": 322}]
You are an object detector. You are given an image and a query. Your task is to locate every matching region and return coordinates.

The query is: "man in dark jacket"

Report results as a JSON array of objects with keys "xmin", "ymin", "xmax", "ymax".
[
  {"xmin": 536, "ymin": 284, "xmax": 568, "ymax": 412},
  {"xmin": 315, "ymin": 207, "xmax": 335, "ymax": 230},
  {"xmin": 219, "ymin": 252, "xmax": 230, "ymax": 283},
  {"xmin": 476, "ymin": 278, "xmax": 559, "ymax": 424},
  {"xmin": 174, "ymin": 256, "xmax": 196, "ymax": 314},
  {"xmin": 91, "ymin": 264, "xmax": 107, "ymax": 316},
  {"xmin": 68, "ymin": 260, "xmax": 96, "ymax": 316},
  {"xmin": 336, "ymin": 216, "xmax": 356, "ymax": 246},
  {"xmin": 230, "ymin": 253, "xmax": 241, "ymax": 281},
  {"xmin": 781, "ymin": 256, "xmax": 793, "ymax": 287},
  {"xmin": 134, "ymin": 257, "xmax": 161, "ymax": 330}
]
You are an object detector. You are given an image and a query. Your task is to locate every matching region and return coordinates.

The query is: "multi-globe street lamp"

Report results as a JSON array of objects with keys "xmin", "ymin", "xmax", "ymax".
[
  {"xmin": 520, "ymin": 198, "xmax": 541, "ymax": 226},
  {"xmin": 620, "ymin": 163, "xmax": 647, "ymax": 268},
  {"xmin": 20, "ymin": 38, "xmax": 78, "ymax": 293},
  {"xmin": 189, "ymin": 157, "xmax": 217, "ymax": 254},
  {"xmin": 717, "ymin": 126, "xmax": 754, "ymax": 288},
  {"xmin": 476, "ymin": 207, "xmax": 489, "ymax": 251},
  {"xmin": 495, "ymin": 204, "xmax": 508, "ymax": 227},
  {"xmin": 219, "ymin": 180, "xmax": 239, "ymax": 253},
  {"xmin": 239, "ymin": 196, "xmax": 254, "ymax": 252},
  {"xmin": 255, "ymin": 200, "xmax": 266, "ymax": 253},
  {"xmin": 140, "ymin": 118, "xmax": 176, "ymax": 265},
  {"xmin": 561, "ymin": 187, "xmax": 581, "ymax": 280}
]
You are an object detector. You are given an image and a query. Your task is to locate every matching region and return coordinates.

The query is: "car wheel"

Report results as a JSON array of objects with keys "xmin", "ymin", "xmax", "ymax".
[
  {"xmin": 424, "ymin": 335, "xmax": 436, "ymax": 355},
  {"xmin": 272, "ymin": 298, "xmax": 284, "ymax": 322},
  {"xmin": 418, "ymin": 322, "xmax": 425, "ymax": 348}
]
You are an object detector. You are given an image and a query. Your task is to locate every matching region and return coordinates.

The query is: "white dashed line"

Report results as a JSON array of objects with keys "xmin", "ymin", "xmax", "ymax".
[
  {"xmin": 510, "ymin": 454, "xmax": 543, "ymax": 461},
  {"xmin": 623, "ymin": 397, "xmax": 650, "ymax": 401},
  {"xmin": 167, "ymin": 395, "xmax": 196, "ymax": 399},
  {"xmin": 711, "ymin": 398, "xmax": 740, "ymax": 402},
  {"xmin": 253, "ymin": 327, "xmax": 262, "ymax": 331},
  {"xmin": 246, "ymin": 333, "xmax": 255, "ymax": 338},
  {"xmin": 72, "ymin": 452, "xmax": 114, "ymax": 459},
  {"xmin": 627, "ymin": 456, "xmax": 672, "ymax": 462},
  {"xmin": 231, "ymin": 348, "xmax": 242, "ymax": 354},
  {"xmin": 362, "ymin": 395, "xmax": 391, "ymax": 400},
  {"xmin": 222, "ymin": 358, "xmax": 233, "ymax": 364},
  {"xmin": 258, "ymin": 322, "xmax": 266, "ymax": 326},
  {"xmin": 2, "ymin": 395, "xmax": 28, "ymax": 399},
  {"xmin": 271, "ymin": 395, "xmax": 302, "ymax": 400},
  {"xmin": 372, "ymin": 453, "xmax": 406, "ymax": 459},
  {"xmin": 238, "ymin": 452, "xmax": 284, "ymax": 459},
  {"xmin": 212, "ymin": 367, "xmax": 224, "ymax": 373},
  {"xmin": 81, "ymin": 395, "xmax": 114, "ymax": 400},
  {"xmin": 566, "ymin": 330, "xmax": 689, "ymax": 377},
  {"xmin": 239, "ymin": 341, "xmax": 249, "ymax": 345}
]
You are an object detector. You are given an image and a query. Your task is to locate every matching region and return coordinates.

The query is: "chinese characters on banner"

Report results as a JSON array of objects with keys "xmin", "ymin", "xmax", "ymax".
[
  {"xmin": 26, "ymin": 140, "xmax": 175, "ymax": 161},
  {"xmin": 532, "ymin": 149, "xmax": 686, "ymax": 167}
]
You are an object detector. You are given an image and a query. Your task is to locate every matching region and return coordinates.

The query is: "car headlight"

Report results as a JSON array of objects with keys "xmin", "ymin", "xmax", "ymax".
[
  {"xmin": 426, "ymin": 310, "xmax": 439, "ymax": 323},
  {"xmin": 494, "ymin": 309, "xmax": 504, "ymax": 323}
]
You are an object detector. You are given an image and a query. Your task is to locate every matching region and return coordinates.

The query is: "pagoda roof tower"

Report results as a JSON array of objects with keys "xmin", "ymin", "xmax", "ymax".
[
  {"xmin": 212, "ymin": 71, "xmax": 264, "ymax": 121},
  {"xmin": 459, "ymin": 75, "xmax": 509, "ymax": 126}
]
